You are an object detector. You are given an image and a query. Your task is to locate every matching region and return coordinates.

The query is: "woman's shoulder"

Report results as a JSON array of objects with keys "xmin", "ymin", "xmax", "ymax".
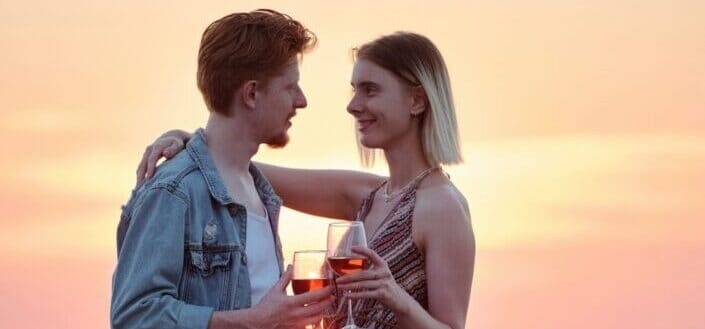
[
  {"xmin": 415, "ymin": 174, "xmax": 470, "ymax": 218},
  {"xmin": 412, "ymin": 174, "xmax": 471, "ymax": 242}
]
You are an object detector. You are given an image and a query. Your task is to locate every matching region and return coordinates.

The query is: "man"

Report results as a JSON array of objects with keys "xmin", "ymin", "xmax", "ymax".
[{"xmin": 111, "ymin": 9, "xmax": 333, "ymax": 329}]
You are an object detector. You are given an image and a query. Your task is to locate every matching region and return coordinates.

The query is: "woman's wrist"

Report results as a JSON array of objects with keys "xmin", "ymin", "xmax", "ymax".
[
  {"xmin": 390, "ymin": 284, "xmax": 414, "ymax": 318},
  {"xmin": 161, "ymin": 129, "xmax": 191, "ymax": 142}
]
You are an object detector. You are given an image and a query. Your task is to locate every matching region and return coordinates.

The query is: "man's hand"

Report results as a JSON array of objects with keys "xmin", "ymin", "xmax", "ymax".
[
  {"xmin": 210, "ymin": 266, "xmax": 334, "ymax": 329},
  {"xmin": 136, "ymin": 129, "xmax": 190, "ymax": 184}
]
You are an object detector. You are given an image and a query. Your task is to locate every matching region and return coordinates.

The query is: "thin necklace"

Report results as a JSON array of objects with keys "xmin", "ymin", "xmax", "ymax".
[{"xmin": 382, "ymin": 167, "xmax": 439, "ymax": 203}]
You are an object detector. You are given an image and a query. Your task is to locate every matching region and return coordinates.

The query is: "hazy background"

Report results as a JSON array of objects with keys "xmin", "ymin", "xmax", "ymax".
[{"xmin": 1, "ymin": 0, "xmax": 703, "ymax": 328}]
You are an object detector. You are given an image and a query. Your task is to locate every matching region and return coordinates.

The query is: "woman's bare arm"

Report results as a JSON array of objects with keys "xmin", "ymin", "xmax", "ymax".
[
  {"xmin": 135, "ymin": 130, "xmax": 385, "ymax": 220},
  {"xmin": 401, "ymin": 188, "xmax": 475, "ymax": 329},
  {"xmin": 254, "ymin": 162, "xmax": 384, "ymax": 220}
]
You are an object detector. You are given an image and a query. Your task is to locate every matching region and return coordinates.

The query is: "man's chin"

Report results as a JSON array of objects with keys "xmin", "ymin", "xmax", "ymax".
[{"xmin": 265, "ymin": 133, "xmax": 289, "ymax": 149}]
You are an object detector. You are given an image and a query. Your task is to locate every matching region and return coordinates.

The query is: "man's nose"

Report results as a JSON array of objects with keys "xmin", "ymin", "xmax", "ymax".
[{"xmin": 296, "ymin": 87, "xmax": 307, "ymax": 109}]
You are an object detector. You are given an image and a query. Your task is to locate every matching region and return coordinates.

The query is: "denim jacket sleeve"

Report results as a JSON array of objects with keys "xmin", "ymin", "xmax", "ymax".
[{"xmin": 111, "ymin": 187, "xmax": 213, "ymax": 329}]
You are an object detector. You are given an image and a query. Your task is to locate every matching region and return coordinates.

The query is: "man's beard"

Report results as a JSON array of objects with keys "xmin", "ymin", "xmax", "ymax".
[{"xmin": 265, "ymin": 132, "xmax": 289, "ymax": 149}]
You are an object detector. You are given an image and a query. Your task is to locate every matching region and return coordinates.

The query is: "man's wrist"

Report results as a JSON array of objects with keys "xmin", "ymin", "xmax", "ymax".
[
  {"xmin": 239, "ymin": 307, "xmax": 259, "ymax": 329},
  {"xmin": 208, "ymin": 311, "xmax": 229, "ymax": 329},
  {"xmin": 208, "ymin": 308, "xmax": 259, "ymax": 329}
]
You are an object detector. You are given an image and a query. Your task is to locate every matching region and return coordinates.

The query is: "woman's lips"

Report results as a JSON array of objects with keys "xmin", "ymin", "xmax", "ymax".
[{"xmin": 357, "ymin": 119, "xmax": 376, "ymax": 131}]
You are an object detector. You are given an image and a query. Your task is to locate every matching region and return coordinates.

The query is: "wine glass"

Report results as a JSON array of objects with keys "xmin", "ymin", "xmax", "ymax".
[
  {"xmin": 327, "ymin": 222, "xmax": 368, "ymax": 329},
  {"xmin": 292, "ymin": 250, "xmax": 331, "ymax": 329}
]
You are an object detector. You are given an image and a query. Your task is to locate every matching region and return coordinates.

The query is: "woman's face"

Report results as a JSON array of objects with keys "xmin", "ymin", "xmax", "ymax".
[{"xmin": 347, "ymin": 59, "xmax": 419, "ymax": 149}]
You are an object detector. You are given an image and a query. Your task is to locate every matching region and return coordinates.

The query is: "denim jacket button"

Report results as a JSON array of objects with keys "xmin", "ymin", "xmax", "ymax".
[{"xmin": 242, "ymin": 253, "xmax": 247, "ymax": 265}]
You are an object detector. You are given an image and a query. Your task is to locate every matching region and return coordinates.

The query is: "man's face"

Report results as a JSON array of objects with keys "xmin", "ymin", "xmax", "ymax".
[{"xmin": 255, "ymin": 58, "xmax": 307, "ymax": 148}]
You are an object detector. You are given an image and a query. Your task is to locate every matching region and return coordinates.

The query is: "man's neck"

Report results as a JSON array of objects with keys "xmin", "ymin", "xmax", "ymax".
[{"xmin": 204, "ymin": 112, "xmax": 259, "ymax": 175}]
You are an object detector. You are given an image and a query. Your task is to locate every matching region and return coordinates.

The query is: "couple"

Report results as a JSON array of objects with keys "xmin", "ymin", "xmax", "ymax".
[{"xmin": 111, "ymin": 8, "xmax": 474, "ymax": 329}]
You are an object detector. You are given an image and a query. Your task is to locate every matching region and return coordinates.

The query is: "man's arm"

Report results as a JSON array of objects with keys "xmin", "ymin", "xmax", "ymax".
[
  {"xmin": 111, "ymin": 187, "xmax": 213, "ymax": 329},
  {"xmin": 111, "ymin": 187, "xmax": 335, "ymax": 329}
]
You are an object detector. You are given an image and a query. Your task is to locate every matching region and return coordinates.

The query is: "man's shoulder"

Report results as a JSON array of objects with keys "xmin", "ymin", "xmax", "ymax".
[
  {"xmin": 132, "ymin": 150, "xmax": 211, "ymax": 205},
  {"xmin": 153, "ymin": 149, "xmax": 196, "ymax": 179}
]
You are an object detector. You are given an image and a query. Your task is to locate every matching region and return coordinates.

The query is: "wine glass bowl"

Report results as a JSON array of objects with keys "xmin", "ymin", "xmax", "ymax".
[
  {"xmin": 292, "ymin": 250, "xmax": 331, "ymax": 295},
  {"xmin": 328, "ymin": 256, "xmax": 369, "ymax": 276},
  {"xmin": 292, "ymin": 250, "xmax": 331, "ymax": 329},
  {"xmin": 327, "ymin": 222, "xmax": 368, "ymax": 329}
]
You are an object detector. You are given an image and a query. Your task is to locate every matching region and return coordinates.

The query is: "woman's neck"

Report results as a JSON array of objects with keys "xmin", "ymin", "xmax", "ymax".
[{"xmin": 383, "ymin": 130, "xmax": 433, "ymax": 192}]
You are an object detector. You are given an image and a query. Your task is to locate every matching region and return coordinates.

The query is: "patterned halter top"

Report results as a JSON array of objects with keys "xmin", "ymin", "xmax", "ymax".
[{"xmin": 328, "ymin": 168, "xmax": 437, "ymax": 329}]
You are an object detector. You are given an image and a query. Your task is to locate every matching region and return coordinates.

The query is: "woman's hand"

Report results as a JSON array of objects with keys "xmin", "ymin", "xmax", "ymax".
[
  {"xmin": 136, "ymin": 129, "xmax": 191, "ymax": 184},
  {"xmin": 335, "ymin": 246, "xmax": 412, "ymax": 317}
]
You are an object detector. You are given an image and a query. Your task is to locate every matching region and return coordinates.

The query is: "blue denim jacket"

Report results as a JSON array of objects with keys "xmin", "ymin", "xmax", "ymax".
[{"xmin": 111, "ymin": 129, "xmax": 284, "ymax": 329}]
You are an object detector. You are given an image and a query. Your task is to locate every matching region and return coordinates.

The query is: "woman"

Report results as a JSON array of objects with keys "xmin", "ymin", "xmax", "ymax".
[{"xmin": 138, "ymin": 32, "xmax": 474, "ymax": 329}]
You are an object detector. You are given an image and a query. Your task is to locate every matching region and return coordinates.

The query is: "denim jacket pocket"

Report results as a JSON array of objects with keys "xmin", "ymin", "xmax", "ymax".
[
  {"xmin": 182, "ymin": 245, "xmax": 241, "ymax": 310},
  {"xmin": 189, "ymin": 250, "xmax": 231, "ymax": 276}
]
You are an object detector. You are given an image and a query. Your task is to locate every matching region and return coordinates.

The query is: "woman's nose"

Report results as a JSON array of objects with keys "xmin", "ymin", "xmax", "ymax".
[{"xmin": 347, "ymin": 95, "xmax": 362, "ymax": 114}]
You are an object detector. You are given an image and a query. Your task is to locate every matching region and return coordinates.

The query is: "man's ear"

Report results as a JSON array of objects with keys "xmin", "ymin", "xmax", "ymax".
[
  {"xmin": 240, "ymin": 80, "xmax": 258, "ymax": 110},
  {"xmin": 410, "ymin": 85, "xmax": 428, "ymax": 116}
]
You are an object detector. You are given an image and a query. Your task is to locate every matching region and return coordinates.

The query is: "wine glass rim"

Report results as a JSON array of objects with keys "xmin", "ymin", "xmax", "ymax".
[
  {"xmin": 293, "ymin": 249, "xmax": 328, "ymax": 254},
  {"xmin": 328, "ymin": 221, "xmax": 363, "ymax": 227}
]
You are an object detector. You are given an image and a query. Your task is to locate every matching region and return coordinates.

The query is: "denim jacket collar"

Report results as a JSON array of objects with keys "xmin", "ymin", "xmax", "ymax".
[
  {"xmin": 185, "ymin": 128, "xmax": 283, "ymax": 209},
  {"xmin": 186, "ymin": 129, "xmax": 234, "ymax": 205}
]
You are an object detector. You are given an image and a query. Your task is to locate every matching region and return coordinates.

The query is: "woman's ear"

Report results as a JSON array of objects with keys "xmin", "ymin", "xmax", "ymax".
[
  {"xmin": 239, "ymin": 80, "xmax": 258, "ymax": 110},
  {"xmin": 410, "ymin": 85, "xmax": 428, "ymax": 117}
]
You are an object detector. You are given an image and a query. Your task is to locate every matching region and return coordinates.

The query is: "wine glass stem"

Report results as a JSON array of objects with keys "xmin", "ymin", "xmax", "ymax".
[{"xmin": 346, "ymin": 296, "xmax": 356, "ymax": 326}]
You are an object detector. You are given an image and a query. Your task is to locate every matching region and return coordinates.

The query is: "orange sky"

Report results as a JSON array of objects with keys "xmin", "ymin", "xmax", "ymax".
[{"xmin": 1, "ymin": 1, "xmax": 704, "ymax": 328}]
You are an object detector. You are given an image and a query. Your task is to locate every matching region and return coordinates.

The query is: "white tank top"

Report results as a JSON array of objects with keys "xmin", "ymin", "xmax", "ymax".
[{"xmin": 245, "ymin": 208, "xmax": 280, "ymax": 305}]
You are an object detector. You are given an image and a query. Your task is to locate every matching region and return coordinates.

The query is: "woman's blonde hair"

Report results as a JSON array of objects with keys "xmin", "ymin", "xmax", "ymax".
[{"xmin": 354, "ymin": 32, "xmax": 462, "ymax": 167}]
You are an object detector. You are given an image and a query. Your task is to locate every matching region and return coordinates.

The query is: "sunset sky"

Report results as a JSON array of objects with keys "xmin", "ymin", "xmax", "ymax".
[{"xmin": 1, "ymin": 1, "xmax": 703, "ymax": 328}]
